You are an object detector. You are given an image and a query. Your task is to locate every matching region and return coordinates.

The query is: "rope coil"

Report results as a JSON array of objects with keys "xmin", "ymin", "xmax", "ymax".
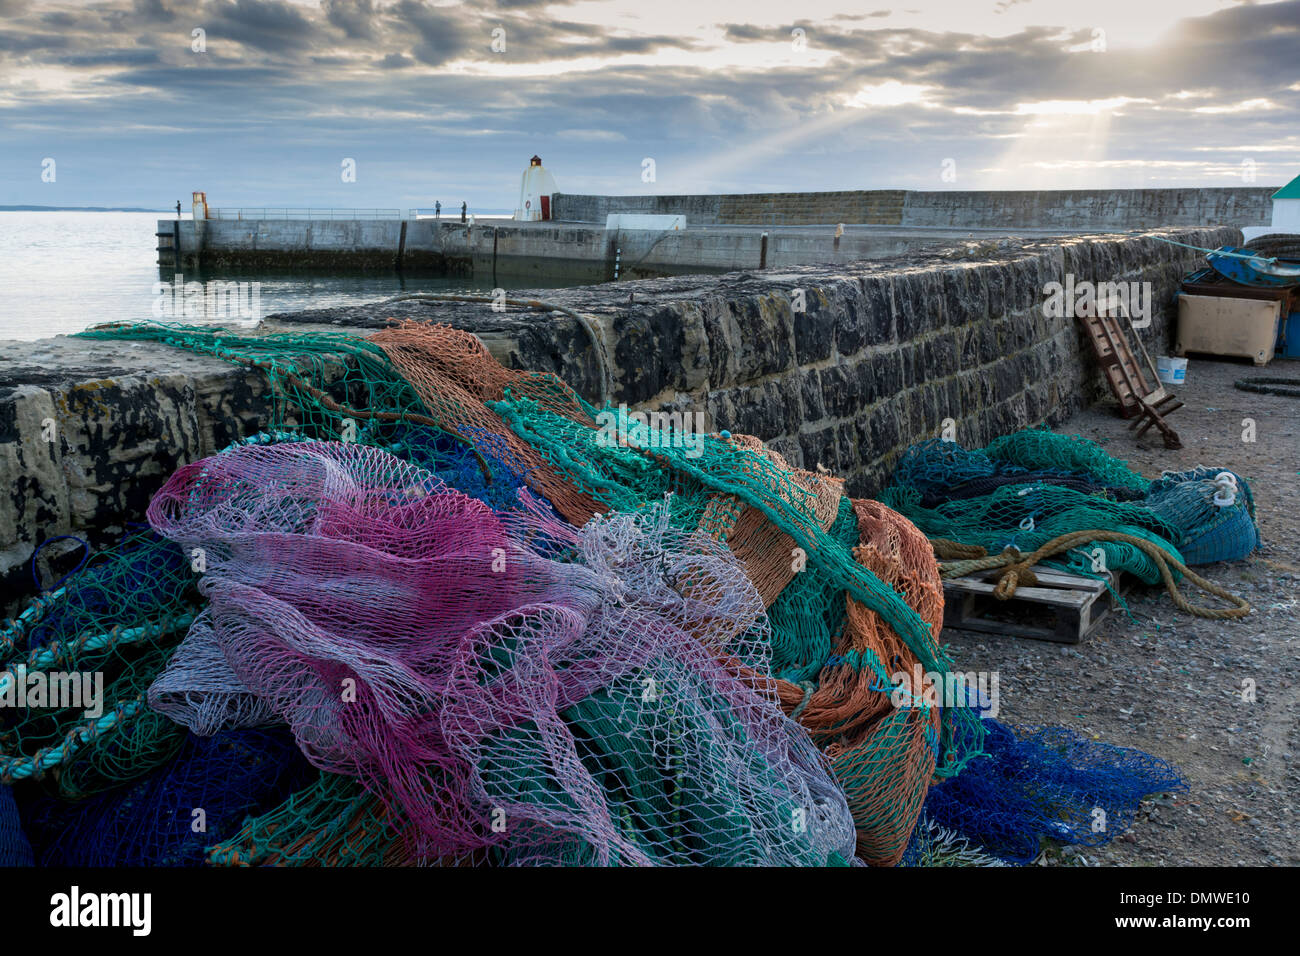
[{"xmin": 937, "ymin": 529, "xmax": 1251, "ymax": 620}]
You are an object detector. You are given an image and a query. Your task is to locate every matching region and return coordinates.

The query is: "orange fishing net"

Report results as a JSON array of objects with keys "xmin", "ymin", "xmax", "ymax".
[
  {"xmin": 372, "ymin": 321, "xmax": 605, "ymax": 526},
  {"xmin": 697, "ymin": 435, "xmax": 844, "ymax": 606}
]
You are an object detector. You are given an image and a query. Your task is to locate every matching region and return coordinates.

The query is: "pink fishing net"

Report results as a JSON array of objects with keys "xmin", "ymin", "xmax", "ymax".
[{"xmin": 147, "ymin": 442, "xmax": 855, "ymax": 865}]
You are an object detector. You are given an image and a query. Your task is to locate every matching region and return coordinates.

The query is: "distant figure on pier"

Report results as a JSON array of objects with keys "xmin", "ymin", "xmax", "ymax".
[
  {"xmin": 435, "ymin": 201, "xmax": 441, "ymax": 219},
  {"xmin": 461, "ymin": 201, "xmax": 467, "ymax": 223},
  {"xmin": 175, "ymin": 200, "xmax": 182, "ymax": 218}
]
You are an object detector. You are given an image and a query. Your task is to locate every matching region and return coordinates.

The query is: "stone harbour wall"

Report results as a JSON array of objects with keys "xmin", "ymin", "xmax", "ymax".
[
  {"xmin": 0, "ymin": 226, "xmax": 1237, "ymax": 613},
  {"xmin": 555, "ymin": 188, "xmax": 1274, "ymax": 229},
  {"xmin": 553, "ymin": 190, "xmax": 909, "ymax": 226}
]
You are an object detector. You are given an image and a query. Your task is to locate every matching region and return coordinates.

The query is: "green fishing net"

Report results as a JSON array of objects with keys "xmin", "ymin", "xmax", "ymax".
[
  {"xmin": 1, "ymin": 530, "xmax": 198, "ymax": 798},
  {"xmin": 880, "ymin": 432, "xmax": 1185, "ymax": 583}
]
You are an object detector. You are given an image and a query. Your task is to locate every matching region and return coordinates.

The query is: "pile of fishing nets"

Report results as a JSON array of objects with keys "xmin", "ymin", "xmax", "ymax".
[
  {"xmin": 0, "ymin": 320, "xmax": 1197, "ymax": 866},
  {"xmin": 881, "ymin": 434, "xmax": 1260, "ymax": 583},
  {"xmin": 145, "ymin": 441, "xmax": 857, "ymax": 865}
]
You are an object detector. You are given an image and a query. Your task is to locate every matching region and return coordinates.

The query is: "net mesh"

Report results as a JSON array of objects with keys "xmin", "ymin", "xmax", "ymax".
[
  {"xmin": 493, "ymin": 400, "xmax": 976, "ymax": 864},
  {"xmin": 898, "ymin": 817, "xmax": 1008, "ymax": 867},
  {"xmin": 1144, "ymin": 468, "xmax": 1260, "ymax": 564},
  {"xmin": 0, "ymin": 319, "xmax": 1202, "ymax": 866},
  {"xmin": 1, "ymin": 530, "xmax": 198, "ymax": 798},
  {"xmin": 910, "ymin": 719, "xmax": 1186, "ymax": 865},
  {"xmin": 18, "ymin": 728, "xmax": 313, "ymax": 867},
  {"xmin": 881, "ymin": 435, "xmax": 1184, "ymax": 583},
  {"xmin": 74, "ymin": 322, "xmax": 427, "ymax": 442},
  {"xmin": 0, "ymin": 784, "xmax": 32, "ymax": 866},
  {"xmin": 372, "ymin": 321, "xmax": 607, "ymax": 526},
  {"xmin": 143, "ymin": 440, "xmax": 856, "ymax": 865},
  {"xmin": 208, "ymin": 771, "xmax": 414, "ymax": 867},
  {"xmin": 881, "ymin": 434, "xmax": 1259, "ymax": 580}
]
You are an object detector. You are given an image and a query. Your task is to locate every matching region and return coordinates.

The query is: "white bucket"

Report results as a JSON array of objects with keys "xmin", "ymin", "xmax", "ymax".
[{"xmin": 1156, "ymin": 356, "xmax": 1187, "ymax": 385}]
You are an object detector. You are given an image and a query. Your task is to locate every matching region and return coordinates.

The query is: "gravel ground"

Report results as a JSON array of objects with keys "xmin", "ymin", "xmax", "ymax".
[{"xmin": 949, "ymin": 356, "xmax": 1300, "ymax": 866}]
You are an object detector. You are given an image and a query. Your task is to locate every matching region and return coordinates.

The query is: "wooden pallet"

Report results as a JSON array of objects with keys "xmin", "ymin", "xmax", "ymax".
[{"xmin": 941, "ymin": 566, "xmax": 1124, "ymax": 644}]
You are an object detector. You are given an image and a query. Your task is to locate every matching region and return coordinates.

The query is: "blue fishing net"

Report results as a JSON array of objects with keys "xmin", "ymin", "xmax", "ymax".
[
  {"xmin": 893, "ymin": 437, "xmax": 1150, "ymax": 507},
  {"xmin": 983, "ymin": 430, "xmax": 1151, "ymax": 493},
  {"xmin": 19, "ymin": 729, "xmax": 313, "ymax": 867},
  {"xmin": 0, "ymin": 785, "xmax": 33, "ymax": 867},
  {"xmin": 388, "ymin": 423, "xmax": 532, "ymax": 513},
  {"xmin": 890, "ymin": 439, "xmax": 1003, "ymax": 495},
  {"xmin": 14, "ymin": 528, "xmax": 194, "ymax": 653},
  {"xmin": 911, "ymin": 718, "xmax": 1186, "ymax": 865},
  {"xmin": 1144, "ymin": 468, "xmax": 1260, "ymax": 564},
  {"xmin": 880, "ymin": 433, "xmax": 1264, "ymax": 586}
]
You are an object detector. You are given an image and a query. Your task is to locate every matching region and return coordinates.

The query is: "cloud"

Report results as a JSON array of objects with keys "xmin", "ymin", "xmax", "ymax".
[
  {"xmin": 390, "ymin": 0, "xmax": 472, "ymax": 65},
  {"xmin": 131, "ymin": 0, "xmax": 177, "ymax": 23},
  {"xmin": 203, "ymin": 0, "xmax": 323, "ymax": 53},
  {"xmin": 0, "ymin": 30, "xmax": 73, "ymax": 53},
  {"xmin": 845, "ymin": 80, "xmax": 936, "ymax": 108},
  {"xmin": 553, "ymin": 128, "xmax": 627, "ymax": 142},
  {"xmin": 0, "ymin": 0, "xmax": 1296, "ymax": 207}
]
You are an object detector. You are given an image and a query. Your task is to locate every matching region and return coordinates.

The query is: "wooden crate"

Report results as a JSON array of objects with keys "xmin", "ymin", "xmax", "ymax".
[{"xmin": 941, "ymin": 566, "xmax": 1123, "ymax": 644}]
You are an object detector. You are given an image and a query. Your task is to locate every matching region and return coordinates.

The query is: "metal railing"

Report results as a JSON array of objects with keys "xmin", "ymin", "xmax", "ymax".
[
  {"xmin": 409, "ymin": 209, "xmax": 515, "ymax": 220},
  {"xmin": 206, "ymin": 208, "xmax": 403, "ymax": 221}
]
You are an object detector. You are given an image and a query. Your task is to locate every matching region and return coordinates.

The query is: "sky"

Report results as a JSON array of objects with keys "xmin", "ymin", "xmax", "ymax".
[{"xmin": 1, "ymin": 0, "xmax": 1297, "ymax": 210}]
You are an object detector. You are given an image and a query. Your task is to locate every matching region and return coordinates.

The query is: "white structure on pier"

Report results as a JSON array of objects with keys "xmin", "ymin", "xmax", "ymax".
[
  {"xmin": 1242, "ymin": 171, "xmax": 1300, "ymax": 242},
  {"xmin": 516, "ymin": 155, "xmax": 558, "ymax": 222}
]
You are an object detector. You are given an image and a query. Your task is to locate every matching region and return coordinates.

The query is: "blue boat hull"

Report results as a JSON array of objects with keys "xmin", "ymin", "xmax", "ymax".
[{"xmin": 1207, "ymin": 246, "xmax": 1300, "ymax": 289}]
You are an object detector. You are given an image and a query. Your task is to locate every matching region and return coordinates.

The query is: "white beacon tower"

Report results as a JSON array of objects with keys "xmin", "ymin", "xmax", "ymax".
[{"xmin": 516, "ymin": 155, "xmax": 558, "ymax": 222}]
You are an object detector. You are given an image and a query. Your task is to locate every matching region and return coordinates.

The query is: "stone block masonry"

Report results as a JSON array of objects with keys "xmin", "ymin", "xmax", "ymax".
[
  {"xmin": 552, "ymin": 191, "xmax": 909, "ymax": 227},
  {"xmin": 555, "ymin": 188, "xmax": 1274, "ymax": 229},
  {"xmin": 1, "ymin": 227, "xmax": 1237, "ymax": 613}
]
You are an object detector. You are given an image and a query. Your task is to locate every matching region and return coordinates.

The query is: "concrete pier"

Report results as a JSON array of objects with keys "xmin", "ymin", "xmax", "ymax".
[
  {"xmin": 160, "ymin": 216, "xmax": 1072, "ymax": 281},
  {"xmin": 158, "ymin": 186, "xmax": 1273, "ymax": 281}
]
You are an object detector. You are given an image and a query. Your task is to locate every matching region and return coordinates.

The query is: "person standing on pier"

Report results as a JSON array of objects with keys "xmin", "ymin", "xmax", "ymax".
[
  {"xmin": 435, "ymin": 201, "xmax": 441, "ymax": 219},
  {"xmin": 175, "ymin": 200, "xmax": 182, "ymax": 218},
  {"xmin": 461, "ymin": 201, "xmax": 467, "ymax": 223}
]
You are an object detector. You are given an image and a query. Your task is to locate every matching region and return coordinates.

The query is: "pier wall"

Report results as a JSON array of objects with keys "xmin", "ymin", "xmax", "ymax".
[
  {"xmin": 163, "ymin": 218, "xmax": 1055, "ymax": 280},
  {"xmin": 3, "ymin": 227, "xmax": 1237, "ymax": 612},
  {"xmin": 554, "ymin": 187, "xmax": 1276, "ymax": 229},
  {"xmin": 159, "ymin": 187, "xmax": 1272, "ymax": 279},
  {"xmin": 552, "ymin": 190, "xmax": 909, "ymax": 227},
  {"xmin": 899, "ymin": 188, "xmax": 1277, "ymax": 230}
]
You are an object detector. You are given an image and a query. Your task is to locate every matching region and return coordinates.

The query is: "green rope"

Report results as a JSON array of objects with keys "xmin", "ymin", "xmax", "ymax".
[{"xmin": 1148, "ymin": 234, "xmax": 1279, "ymax": 262}]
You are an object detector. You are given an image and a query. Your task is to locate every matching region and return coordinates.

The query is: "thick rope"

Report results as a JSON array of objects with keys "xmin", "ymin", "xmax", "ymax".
[
  {"xmin": 930, "ymin": 539, "xmax": 989, "ymax": 561},
  {"xmin": 0, "ymin": 699, "xmax": 140, "ymax": 784},
  {"xmin": 936, "ymin": 529, "xmax": 1251, "ymax": 621},
  {"xmin": 1234, "ymin": 377, "xmax": 1300, "ymax": 399}
]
